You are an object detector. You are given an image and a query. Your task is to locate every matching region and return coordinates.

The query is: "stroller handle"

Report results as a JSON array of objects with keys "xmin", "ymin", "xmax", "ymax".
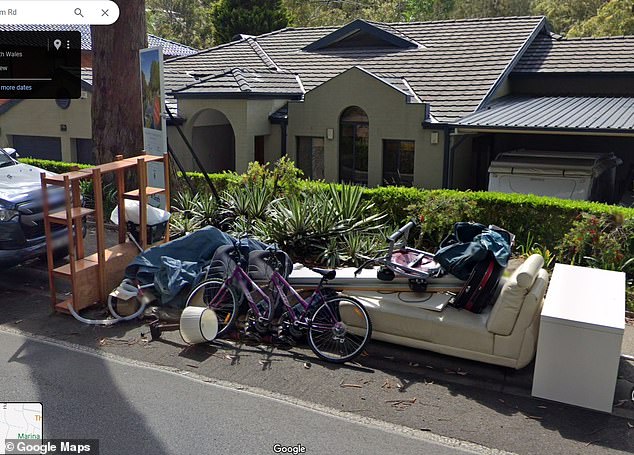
[{"xmin": 387, "ymin": 220, "xmax": 416, "ymax": 243}]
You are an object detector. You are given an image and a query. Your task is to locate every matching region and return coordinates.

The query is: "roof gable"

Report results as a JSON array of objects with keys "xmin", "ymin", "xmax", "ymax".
[
  {"xmin": 304, "ymin": 66, "xmax": 422, "ymax": 105},
  {"xmin": 302, "ymin": 19, "xmax": 419, "ymax": 51},
  {"xmin": 172, "ymin": 68, "xmax": 303, "ymax": 99}
]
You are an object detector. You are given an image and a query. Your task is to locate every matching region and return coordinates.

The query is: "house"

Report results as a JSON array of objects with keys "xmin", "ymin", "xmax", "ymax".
[
  {"xmin": 161, "ymin": 16, "xmax": 634, "ymax": 197},
  {"xmin": 0, "ymin": 24, "xmax": 197, "ymax": 163},
  {"xmin": 2, "ymin": 17, "xmax": 633, "ymax": 198}
]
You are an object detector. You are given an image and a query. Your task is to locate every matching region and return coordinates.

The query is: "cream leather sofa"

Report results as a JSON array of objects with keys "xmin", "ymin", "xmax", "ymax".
[{"xmin": 348, "ymin": 254, "xmax": 549, "ymax": 369}]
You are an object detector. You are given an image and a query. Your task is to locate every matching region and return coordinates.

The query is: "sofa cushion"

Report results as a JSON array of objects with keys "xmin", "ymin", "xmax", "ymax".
[
  {"xmin": 351, "ymin": 292, "xmax": 494, "ymax": 355},
  {"xmin": 516, "ymin": 254, "xmax": 544, "ymax": 289},
  {"xmin": 492, "ymin": 269, "xmax": 550, "ymax": 367},
  {"xmin": 486, "ymin": 254, "xmax": 544, "ymax": 336}
]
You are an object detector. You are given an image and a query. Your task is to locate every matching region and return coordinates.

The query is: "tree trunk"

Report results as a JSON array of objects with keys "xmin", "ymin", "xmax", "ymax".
[{"xmin": 91, "ymin": 1, "xmax": 147, "ymax": 164}]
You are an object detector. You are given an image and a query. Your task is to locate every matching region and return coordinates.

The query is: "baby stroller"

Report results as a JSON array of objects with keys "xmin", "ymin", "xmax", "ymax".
[{"xmin": 354, "ymin": 220, "xmax": 444, "ymax": 291}]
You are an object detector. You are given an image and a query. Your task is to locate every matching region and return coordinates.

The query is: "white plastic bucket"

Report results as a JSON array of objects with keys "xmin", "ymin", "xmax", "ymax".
[{"xmin": 179, "ymin": 307, "xmax": 219, "ymax": 344}]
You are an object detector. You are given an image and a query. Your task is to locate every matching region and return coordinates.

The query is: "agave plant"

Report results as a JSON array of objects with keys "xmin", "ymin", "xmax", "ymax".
[
  {"xmin": 172, "ymin": 190, "xmax": 199, "ymax": 218},
  {"xmin": 257, "ymin": 184, "xmax": 387, "ymax": 263},
  {"xmin": 170, "ymin": 212, "xmax": 202, "ymax": 238},
  {"xmin": 340, "ymin": 232, "xmax": 385, "ymax": 266},
  {"xmin": 329, "ymin": 184, "xmax": 386, "ymax": 233},
  {"xmin": 191, "ymin": 194, "xmax": 218, "ymax": 227},
  {"xmin": 218, "ymin": 183, "xmax": 276, "ymax": 228}
]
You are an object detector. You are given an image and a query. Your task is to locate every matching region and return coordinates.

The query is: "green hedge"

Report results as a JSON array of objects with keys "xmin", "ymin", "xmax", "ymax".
[
  {"xmin": 20, "ymin": 157, "xmax": 91, "ymax": 173},
  {"xmin": 23, "ymin": 157, "xmax": 634, "ymax": 249}
]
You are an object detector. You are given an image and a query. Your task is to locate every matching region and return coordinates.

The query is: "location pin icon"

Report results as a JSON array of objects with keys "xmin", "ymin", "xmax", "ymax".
[{"xmin": 53, "ymin": 39, "xmax": 62, "ymax": 50}]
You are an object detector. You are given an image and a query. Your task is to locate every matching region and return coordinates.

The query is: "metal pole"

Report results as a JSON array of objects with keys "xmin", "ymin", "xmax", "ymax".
[{"xmin": 165, "ymin": 104, "xmax": 220, "ymax": 201}]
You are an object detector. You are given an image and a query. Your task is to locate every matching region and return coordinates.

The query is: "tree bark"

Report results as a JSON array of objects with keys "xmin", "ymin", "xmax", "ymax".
[{"xmin": 91, "ymin": 0, "xmax": 147, "ymax": 164}]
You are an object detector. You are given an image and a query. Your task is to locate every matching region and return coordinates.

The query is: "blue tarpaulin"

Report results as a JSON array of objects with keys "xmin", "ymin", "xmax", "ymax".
[{"xmin": 125, "ymin": 226, "xmax": 233, "ymax": 307}]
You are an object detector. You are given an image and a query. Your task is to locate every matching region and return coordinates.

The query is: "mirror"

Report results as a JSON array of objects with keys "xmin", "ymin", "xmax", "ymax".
[{"xmin": 4, "ymin": 148, "xmax": 18, "ymax": 159}]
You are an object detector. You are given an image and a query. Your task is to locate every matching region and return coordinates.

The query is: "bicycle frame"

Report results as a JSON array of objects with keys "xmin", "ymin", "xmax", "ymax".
[
  {"xmin": 203, "ymin": 239, "xmax": 342, "ymax": 335},
  {"xmin": 268, "ymin": 271, "xmax": 339, "ymax": 332},
  {"xmin": 220, "ymin": 265, "xmax": 273, "ymax": 320}
]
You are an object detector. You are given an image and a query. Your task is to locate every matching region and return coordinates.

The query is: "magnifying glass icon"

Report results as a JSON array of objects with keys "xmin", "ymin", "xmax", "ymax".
[{"xmin": 74, "ymin": 8, "xmax": 84, "ymax": 18}]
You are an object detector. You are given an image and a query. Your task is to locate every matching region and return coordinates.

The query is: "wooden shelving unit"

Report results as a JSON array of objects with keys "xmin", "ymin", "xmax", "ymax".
[{"xmin": 41, "ymin": 153, "xmax": 170, "ymax": 314}]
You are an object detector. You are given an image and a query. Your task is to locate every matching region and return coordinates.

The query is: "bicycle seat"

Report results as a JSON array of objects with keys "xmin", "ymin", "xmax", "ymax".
[{"xmin": 312, "ymin": 268, "xmax": 336, "ymax": 280}]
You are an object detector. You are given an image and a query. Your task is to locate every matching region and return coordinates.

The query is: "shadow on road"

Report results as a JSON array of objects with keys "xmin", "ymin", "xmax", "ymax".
[{"xmin": 6, "ymin": 338, "xmax": 171, "ymax": 454}]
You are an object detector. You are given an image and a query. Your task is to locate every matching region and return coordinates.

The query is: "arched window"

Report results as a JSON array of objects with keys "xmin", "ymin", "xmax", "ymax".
[{"xmin": 339, "ymin": 106, "xmax": 369, "ymax": 185}]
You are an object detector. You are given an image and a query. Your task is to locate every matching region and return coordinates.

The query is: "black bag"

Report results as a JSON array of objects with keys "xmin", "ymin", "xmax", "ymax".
[
  {"xmin": 450, "ymin": 255, "xmax": 503, "ymax": 313},
  {"xmin": 435, "ymin": 222, "xmax": 513, "ymax": 281},
  {"xmin": 434, "ymin": 241, "xmax": 489, "ymax": 281}
]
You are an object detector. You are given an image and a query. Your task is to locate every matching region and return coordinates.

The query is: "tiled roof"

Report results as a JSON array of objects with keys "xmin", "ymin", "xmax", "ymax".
[
  {"xmin": 147, "ymin": 34, "xmax": 198, "ymax": 57},
  {"xmin": 455, "ymin": 95, "xmax": 634, "ymax": 132},
  {"xmin": 173, "ymin": 68, "xmax": 303, "ymax": 97},
  {"xmin": 514, "ymin": 32, "xmax": 634, "ymax": 73},
  {"xmin": 0, "ymin": 24, "xmax": 197, "ymax": 56},
  {"xmin": 166, "ymin": 16, "xmax": 546, "ymax": 122}
]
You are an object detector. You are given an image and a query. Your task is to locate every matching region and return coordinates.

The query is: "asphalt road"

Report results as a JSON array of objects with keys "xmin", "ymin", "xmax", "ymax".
[{"xmin": 0, "ymin": 330, "xmax": 481, "ymax": 455}]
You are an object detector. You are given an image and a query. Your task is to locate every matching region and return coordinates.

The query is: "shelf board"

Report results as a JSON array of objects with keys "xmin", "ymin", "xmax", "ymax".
[
  {"xmin": 44, "ymin": 171, "xmax": 91, "ymax": 184},
  {"xmin": 142, "ymin": 155, "xmax": 164, "ymax": 163},
  {"xmin": 79, "ymin": 155, "xmax": 164, "ymax": 175},
  {"xmin": 123, "ymin": 187, "xmax": 165, "ymax": 200},
  {"xmin": 52, "ymin": 259, "xmax": 98, "ymax": 277},
  {"xmin": 48, "ymin": 207, "xmax": 94, "ymax": 224},
  {"xmin": 82, "ymin": 158, "xmax": 137, "ymax": 174},
  {"xmin": 54, "ymin": 298, "xmax": 73, "ymax": 314}
]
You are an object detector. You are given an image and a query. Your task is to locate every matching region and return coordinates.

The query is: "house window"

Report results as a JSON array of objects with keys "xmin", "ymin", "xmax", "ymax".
[
  {"xmin": 383, "ymin": 140, "xmax": 415, "ymax": 186},
  {"xmin": 339, "ymin": 106, "xmax": 368, "ymax": 185},
  {"xmin": 297, "ymin": 136, "xmax": 325, "ymax": 179}
]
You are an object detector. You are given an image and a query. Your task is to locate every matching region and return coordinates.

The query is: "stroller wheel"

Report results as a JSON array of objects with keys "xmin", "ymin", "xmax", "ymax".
[
  {"xmin": 377, "ymin": 267, "xmax": 395, "ymax": 281},
  {"xmin": 409, "ymin": 279, "xmax": 428, "ymax": 292}
]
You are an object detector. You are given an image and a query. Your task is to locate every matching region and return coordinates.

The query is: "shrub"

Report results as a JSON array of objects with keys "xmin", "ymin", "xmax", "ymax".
[
  {"xmin": 556, "ymin": 213, "xmax": 634, "ymax": 273},
  {"xmin": 409, "ymin": 190, "xmax": 481, "ymax": 247},
  {"xmin": 20, "ymin": 157, "xmax": 91, "ymax": 173}
]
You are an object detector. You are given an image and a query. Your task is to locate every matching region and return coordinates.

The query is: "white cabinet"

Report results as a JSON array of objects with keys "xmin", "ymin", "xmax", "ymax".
[{"xmin": 532, "ymin": 263, "xmax": 625, "ymax": 412}]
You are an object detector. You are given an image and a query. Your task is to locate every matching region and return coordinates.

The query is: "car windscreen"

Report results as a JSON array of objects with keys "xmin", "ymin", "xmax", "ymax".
[{"xmin": 0, "ymin": 150, "xmax": 16, "ymax": 168}]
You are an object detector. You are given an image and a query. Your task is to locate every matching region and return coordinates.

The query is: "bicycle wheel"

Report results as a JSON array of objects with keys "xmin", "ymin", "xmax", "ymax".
[
  {"xmin": 186, "ymin": 278, "xmax": 239, "ymax": 337},
  {"xmin": 307, "ymin": 296, "xmax": 372, "ymax": 363}
]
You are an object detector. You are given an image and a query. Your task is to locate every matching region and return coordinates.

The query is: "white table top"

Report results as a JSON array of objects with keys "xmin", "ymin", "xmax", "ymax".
[{"xmin": 542, "ymin": 263, "xmax": 625, "ymax": 334}]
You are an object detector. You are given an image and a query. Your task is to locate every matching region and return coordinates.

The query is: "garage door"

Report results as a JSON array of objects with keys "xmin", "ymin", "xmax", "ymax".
[
  {"xmin": 75, "ymin": 138, "xmax": 95, "ymax": 164},
  {"xmin": 11, "ymin": 135, "xmax": 62, "ymax": 161}
]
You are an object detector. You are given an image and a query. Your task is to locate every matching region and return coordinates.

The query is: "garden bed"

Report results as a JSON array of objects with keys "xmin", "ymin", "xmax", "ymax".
[{"xmin": 24, "ymin": 157, "xmax": 634, "ymax": 310}]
